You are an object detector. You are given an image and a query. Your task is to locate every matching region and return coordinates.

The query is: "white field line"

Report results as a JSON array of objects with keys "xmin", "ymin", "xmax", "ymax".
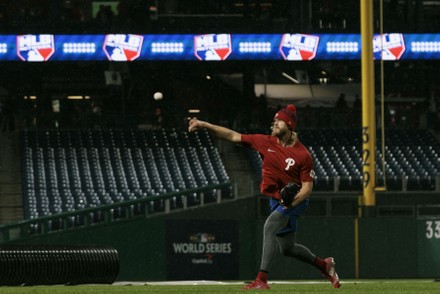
[{"xmin": 113, "ymin": 279, "xmax": 435, "ymax": 286}]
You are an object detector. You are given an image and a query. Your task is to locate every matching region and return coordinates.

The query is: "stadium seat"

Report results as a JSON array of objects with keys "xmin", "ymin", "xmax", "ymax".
[{"xmin": 21, "ymin": 128, "xmax": 438, "ymax": 223}]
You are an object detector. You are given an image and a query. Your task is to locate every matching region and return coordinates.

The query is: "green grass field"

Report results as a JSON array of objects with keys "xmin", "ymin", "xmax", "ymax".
[{"xmin": 0, "ymin": 280, "xmax": 439, "ymax": 294}]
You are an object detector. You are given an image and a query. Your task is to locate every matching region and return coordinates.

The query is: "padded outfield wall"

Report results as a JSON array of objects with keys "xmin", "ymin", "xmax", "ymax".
[{"xmin": 8, "ymin": 196, "xmax": 440, "ymax": 281}]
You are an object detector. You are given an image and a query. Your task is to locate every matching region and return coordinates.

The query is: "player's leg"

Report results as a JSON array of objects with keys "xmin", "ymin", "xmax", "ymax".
[
  {"xmin": 276, "ymin": 231, "xmax": 316, "ymax": 263},
  {"xmin": 257, "ymin": 198, "xmax": 310, "ymax": 273},
  {"xmin": 242, "ymin": 209, "xmax": 288, "ymax": 290},
  {"xmin": 276, "ymin": 227, "xmax": 341, "ymax": 288},
  {"xmin": 243, "ymin": 198, "xmax": 340, "ymax": 289},
  {"xmin": 260, "ymin": 210, "xmax": 290, "ymax": 271}
]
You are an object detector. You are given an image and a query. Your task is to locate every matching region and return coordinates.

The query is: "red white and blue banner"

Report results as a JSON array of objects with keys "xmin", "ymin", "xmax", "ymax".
[{"xmin": 0, "ymin": 33, "xmax": 439, "ymax": 61}]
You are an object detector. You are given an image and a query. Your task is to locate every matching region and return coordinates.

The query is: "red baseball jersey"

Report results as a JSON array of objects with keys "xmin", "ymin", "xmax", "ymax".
[{"xmin": 241, "ymin": 134, "xmax": 315, "ymax": 199}]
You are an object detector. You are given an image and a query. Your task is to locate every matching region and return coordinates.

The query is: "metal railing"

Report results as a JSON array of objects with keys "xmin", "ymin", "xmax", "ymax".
[
  {"xmin": 309, "ymin": 175, "xmax": 440, "ymax": 192},
  {"xmin": 0, "ymin": 183, "xmax": 232, "ymax": 243}
]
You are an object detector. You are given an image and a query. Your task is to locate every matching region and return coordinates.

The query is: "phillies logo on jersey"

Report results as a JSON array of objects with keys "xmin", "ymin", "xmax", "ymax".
[
  {"xmin": 373, "ymin": 33, "xmax": 405, "ymax": 60},
  {"xmin": 17, "ymin": 34, "xmax": 55, "ymax": 62},
  {"xmin": 103, "ymin": 34, "xmax": 143, "ymax": 61},
  {"xmin": 194, "ymin": 34, "xmax": 232, "ymax": 61},
  {"xmin": 279, "ymin": 34, "xmax": 319, "ymax": 61},
  {"xmin": 285, "ymin": 158, "xmax": 296, "ymax": 170}
]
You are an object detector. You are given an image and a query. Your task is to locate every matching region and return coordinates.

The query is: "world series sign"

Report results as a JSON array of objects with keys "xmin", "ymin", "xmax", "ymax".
[
  {"xmin": 17, "ymin": 34, "xmax": 55, "ymax": 62},
  {"xmin": 166, "ymin": 219, "xmax": 238, "ymax": 280}
]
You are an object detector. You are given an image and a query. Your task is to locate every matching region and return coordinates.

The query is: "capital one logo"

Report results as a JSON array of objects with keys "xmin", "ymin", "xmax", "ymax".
[
  {"xmin": 194, "ymin": 34, "xmax": 232, "ymax": 61},
  {"xmin": 17, "ymin": 34, "xmax": 55, "ymax": 62},
  {"xmin": 280, "ymin": 34, "xmax": 319, "ymax": 61},
  {"xmin": 373, "ymin": 33, "xmax": 405, "ymax": 60},
  {"xmin": 103, "ymin": 34, "xmax": 143, "ymax": 61}
]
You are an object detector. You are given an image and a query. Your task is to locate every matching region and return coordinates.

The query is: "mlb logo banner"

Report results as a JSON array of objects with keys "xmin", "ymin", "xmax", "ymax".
[
  {"xmin": 194, "ymin": 34, "xmax": 232, "ymax": 61},
  {"xmin": 373, "ymin": 33, "xmax": 405, "ymax": 60},
  {"xmin": 103, "ymin": 34, "xmax": 143, "ymax": 61},
  {"xmin": 280, "ymin": 34, "xmax": 320, "ymax": 60},
  {"xmin": 17, "ymin": 34, "xmax": 55, "ymax": 62}
]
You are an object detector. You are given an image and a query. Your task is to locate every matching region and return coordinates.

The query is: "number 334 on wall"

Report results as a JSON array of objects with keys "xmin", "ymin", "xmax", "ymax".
[{"xmin": 425, "ymin": 221, "xmax": 440, "ymax": 239}]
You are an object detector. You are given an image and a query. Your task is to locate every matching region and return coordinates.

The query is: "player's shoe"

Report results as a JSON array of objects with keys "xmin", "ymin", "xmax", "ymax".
[
  {"xmin": 242, "ymin": 278, "xmax": 270, "ymax": 290},
  {"xmin": 322, "ymin": 257, "xmax": 341, "ymax": 288}
]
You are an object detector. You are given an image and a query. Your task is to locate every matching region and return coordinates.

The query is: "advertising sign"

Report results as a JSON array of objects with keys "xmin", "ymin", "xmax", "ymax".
[
  {"xmin": 103, "ymin": 34, "xmax": 143, "ymax": 61},
  {"xmin": 279, "ymin": 33, "xmax": 320, "ymax": 60},
  {"xmin": 0, "ymin": 33, "xmax": 436, "ymax": 61},
  {"xmin": 373, "ymin": 33, "xmax": 406, "ymax": 60},
  {"xmin": 17, "ymin": 34, "xmax": 55, "ymax": 62},
  {"xmin": 166, "ymin": 219, "xmax": 239, "ymax": 280},
  {"xmin": 194, "ymin": 34, "xmax": 232, "ymax": 61}
]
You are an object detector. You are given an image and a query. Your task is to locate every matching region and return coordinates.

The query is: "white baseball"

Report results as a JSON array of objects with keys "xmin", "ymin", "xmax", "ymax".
[{"xmin": 153, "ymin": 92, "xmax": 163, "ymax": 100}]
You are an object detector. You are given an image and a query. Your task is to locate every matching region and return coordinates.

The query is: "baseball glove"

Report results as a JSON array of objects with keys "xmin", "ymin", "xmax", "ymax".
[{"xmin": 279, "ymin": 182, "xmax": 301, "ymax": 207}]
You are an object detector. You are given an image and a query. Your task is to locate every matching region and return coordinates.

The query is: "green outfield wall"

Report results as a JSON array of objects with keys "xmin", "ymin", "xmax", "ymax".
[{"xmin": 7, "ymin": 197, "xmax": 440, "ymax": 281}]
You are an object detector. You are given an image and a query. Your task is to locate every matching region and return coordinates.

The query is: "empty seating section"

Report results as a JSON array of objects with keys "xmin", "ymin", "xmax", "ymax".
[
  {"xmin": 245, "ymin": 128, "xmax": 440, "ymax": 192},
  {"xmin": 22, "ymin": 129, "xmax": 231, "ymax": 220},
  {"xmin": 21, "ymin": 127, "xmax": 440, "ymax": 220}
]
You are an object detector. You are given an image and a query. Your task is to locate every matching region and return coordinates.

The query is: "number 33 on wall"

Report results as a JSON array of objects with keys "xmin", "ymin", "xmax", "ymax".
[{"xmin": 425, "ymin": 221, "xmax": 440, "ymax": 239}]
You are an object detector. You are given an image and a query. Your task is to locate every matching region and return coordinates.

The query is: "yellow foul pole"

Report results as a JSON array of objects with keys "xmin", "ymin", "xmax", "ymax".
[{"xmin": 360, "ymin": 0, "xmax": 376, "ymax": 215}]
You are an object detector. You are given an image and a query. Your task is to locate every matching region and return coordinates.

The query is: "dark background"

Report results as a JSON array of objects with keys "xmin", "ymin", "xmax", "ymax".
[{"xmin": 0, "ymin": 0, "xmax": 439, "ymax": 133}]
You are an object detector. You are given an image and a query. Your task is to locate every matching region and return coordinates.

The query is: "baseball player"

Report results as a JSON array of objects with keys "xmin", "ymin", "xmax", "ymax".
[{"xmin": 188, "ymin": 104, "xmax": 340, "ymax": 289}]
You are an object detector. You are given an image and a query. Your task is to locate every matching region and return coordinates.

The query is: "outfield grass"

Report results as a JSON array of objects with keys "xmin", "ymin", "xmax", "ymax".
[{"xmin": 0, "ymin": 280, "xmax": 439, "ymax": 293}]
